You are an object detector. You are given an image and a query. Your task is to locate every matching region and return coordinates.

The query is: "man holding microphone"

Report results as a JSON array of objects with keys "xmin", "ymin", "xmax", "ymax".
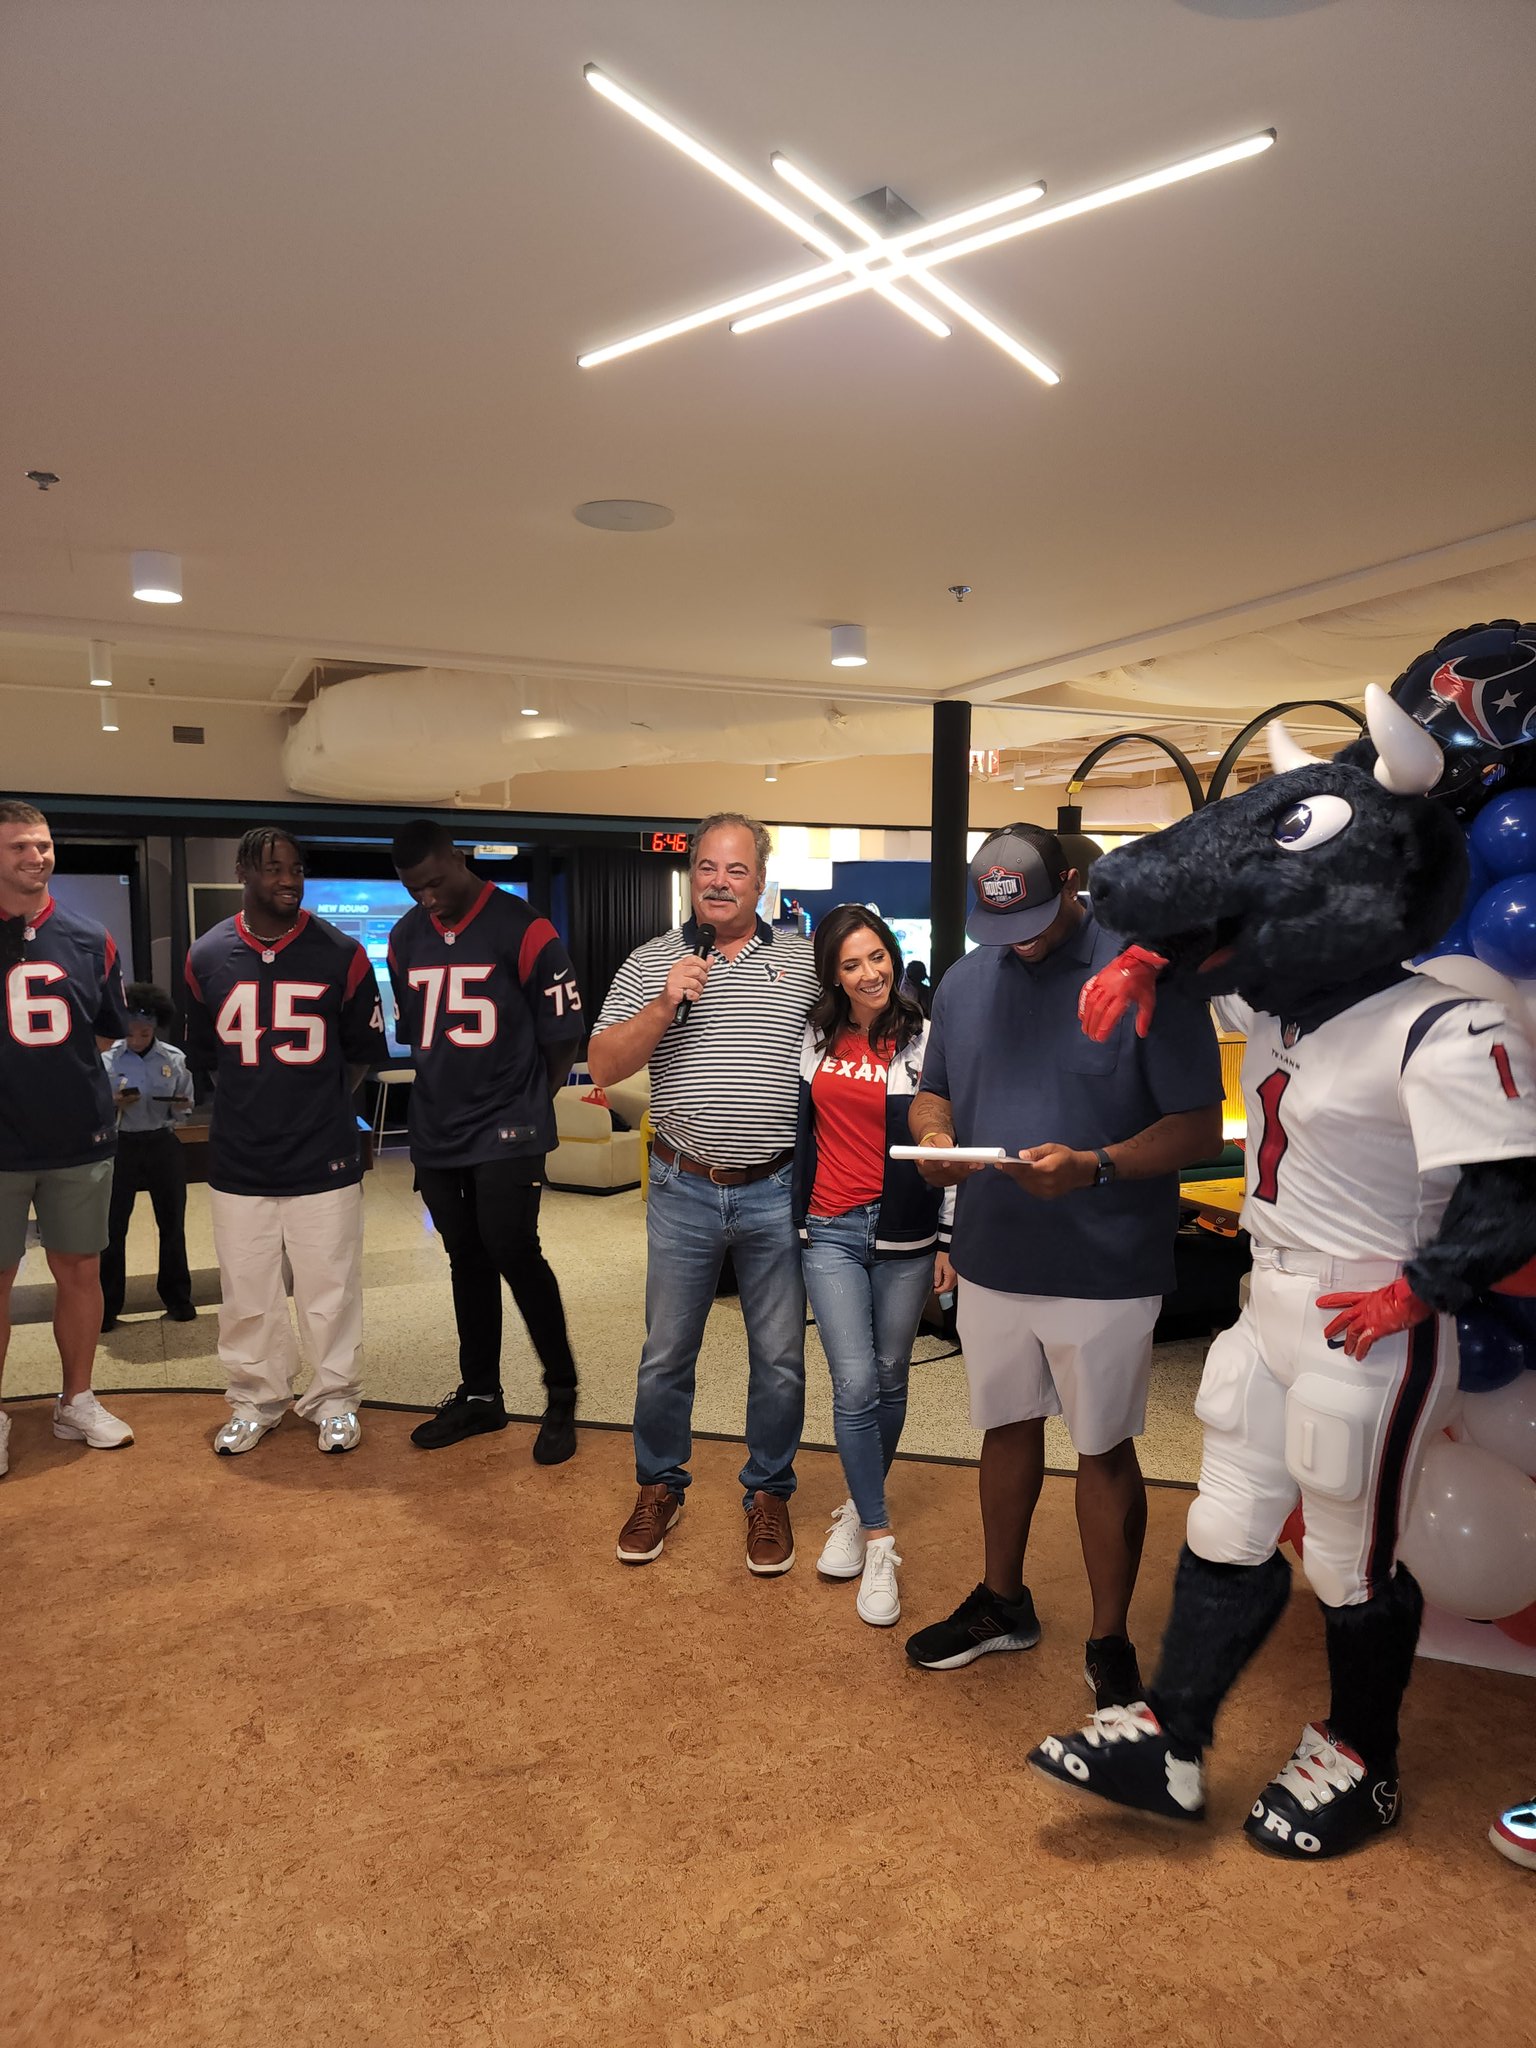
[{"xmin": 589, "ymin": 813, "xmax": 818, "ymax": 1573}]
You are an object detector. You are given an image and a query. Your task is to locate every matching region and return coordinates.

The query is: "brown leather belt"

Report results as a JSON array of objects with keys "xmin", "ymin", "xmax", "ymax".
[{"xmin": 652, "ymin": 1136, "xmax": 792, "ymax": 1186}]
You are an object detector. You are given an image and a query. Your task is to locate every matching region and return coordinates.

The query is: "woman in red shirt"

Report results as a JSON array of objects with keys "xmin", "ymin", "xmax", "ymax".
[{"xmin": 792, "ymin": 907, "xmax": 953, "ymax": 1628}]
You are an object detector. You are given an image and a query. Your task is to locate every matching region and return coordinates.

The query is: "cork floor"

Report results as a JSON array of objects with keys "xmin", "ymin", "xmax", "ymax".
[
  {"xmin": 3, "ymin": 1154, "xmax": 1208, "ymax": 1482},
  {"xmin": 3, "ymin": 1397, "xmax": 1531, "ymax": 2048}
]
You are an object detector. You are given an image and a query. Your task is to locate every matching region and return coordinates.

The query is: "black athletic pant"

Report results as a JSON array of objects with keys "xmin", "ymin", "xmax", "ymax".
[
  {"xmin": 101, "ymin": 1129, "xmax": 193, "ymax": 1321},
  {"xmin": 415, "ymin": 1158, "xmax": 577, "ymax": 1400}
]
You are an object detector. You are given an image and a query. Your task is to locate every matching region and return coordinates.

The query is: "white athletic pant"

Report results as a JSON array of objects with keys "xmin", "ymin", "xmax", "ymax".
[
  {"xmin": 1188, "ymin": 1248, "xmax": 1458, "ymax": 1608},
  {"xmin": 208, "ymin": 1184, "xmax": 365, "ymax": 1425}
]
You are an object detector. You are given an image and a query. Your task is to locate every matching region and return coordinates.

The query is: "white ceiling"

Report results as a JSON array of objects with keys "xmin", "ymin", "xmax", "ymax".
[{"xmin": 3, "ymin": 0, "xmax": 1535, "ymax": 755}]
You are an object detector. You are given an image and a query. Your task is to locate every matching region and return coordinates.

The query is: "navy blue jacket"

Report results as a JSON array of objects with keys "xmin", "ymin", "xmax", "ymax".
[{"xmin": 791, "ymin": 1020, "xmax": 953, "ymax": 1259}]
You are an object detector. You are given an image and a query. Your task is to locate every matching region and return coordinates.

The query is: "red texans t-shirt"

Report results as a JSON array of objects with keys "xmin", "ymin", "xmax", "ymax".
[{"xmin": 809, "ymin": 1031, "xmax": 892, "ymax": 1218}]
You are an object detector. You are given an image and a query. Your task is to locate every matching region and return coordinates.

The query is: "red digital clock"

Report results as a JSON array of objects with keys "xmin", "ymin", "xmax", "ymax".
[{"xmin": 642, "ymin": 830, "xmax": 692, "ymax": 855}]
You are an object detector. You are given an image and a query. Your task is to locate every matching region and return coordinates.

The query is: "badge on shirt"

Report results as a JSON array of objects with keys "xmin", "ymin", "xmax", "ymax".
[{"xmin": 764, "ymin": 963, "xmax": 786, "ymax": 986}]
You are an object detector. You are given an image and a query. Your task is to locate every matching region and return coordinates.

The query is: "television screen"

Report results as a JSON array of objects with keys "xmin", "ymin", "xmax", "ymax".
[{"xmin": 49, "ymin": 873, "xmax": 136, "ymax": 981}]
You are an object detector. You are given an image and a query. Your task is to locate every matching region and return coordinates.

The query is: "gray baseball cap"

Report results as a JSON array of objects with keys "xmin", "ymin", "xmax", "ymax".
[{"xmin": 966, "ymin": 825, "xmax": 1072, "ymax": 944}]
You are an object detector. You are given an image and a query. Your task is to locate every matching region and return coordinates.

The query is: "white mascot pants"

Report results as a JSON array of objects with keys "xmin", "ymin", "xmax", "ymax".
[{"xmin": 1188, "ymin": 1248, "xmax": 1458, "ymax": 1608}]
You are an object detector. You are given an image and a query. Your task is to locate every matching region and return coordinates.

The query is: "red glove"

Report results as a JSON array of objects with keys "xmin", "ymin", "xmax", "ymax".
[
  {"xmin": 1078, "ymin": 946, "xmax": 1168, "ymax": 1042},
  {"xmin": 1317, "ymin": 1277, "xmax": 1433, "ymax": 1360}
]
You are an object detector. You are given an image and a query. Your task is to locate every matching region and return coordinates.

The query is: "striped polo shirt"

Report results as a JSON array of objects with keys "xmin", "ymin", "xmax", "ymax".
[{"xmin": 594, "ymin": 915, "xmax": 818, "ymax": 1167}]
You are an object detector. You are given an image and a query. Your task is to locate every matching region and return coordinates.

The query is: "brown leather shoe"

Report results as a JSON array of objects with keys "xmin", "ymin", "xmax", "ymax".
[
  {"xmin": 745, "ymin": 1490, "xmax": 795, "ymax": 1576},
  {"xmin": 616, "ymin": 1483, "xmax": 683, "ymax": 1565}
]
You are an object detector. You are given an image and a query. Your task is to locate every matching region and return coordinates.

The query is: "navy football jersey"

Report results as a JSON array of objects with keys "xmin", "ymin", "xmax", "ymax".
[
  {"xmin": 387, "ymin": 883, "xmax": 582, "ymax": 1168},
  {"xmin": 0, "ymin": 897, "xmax": 129, "ymax": 1171},
  {"xmin": 184, "ymin": 911, "xmax": 388, "ymax": 1197}
]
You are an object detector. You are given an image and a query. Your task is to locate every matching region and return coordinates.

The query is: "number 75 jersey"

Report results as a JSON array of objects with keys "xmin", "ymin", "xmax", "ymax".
[
  {"xmin": 1215, "ymin": 977, "xmax": 1536, "ymax": 1262},
  {"xmin": 386, "ymin": 883, "xmax": 583, "ymax": 1168},
  {"xmin": 185, "ymin": 912, "xmax": 388, "ymax": 1197}
]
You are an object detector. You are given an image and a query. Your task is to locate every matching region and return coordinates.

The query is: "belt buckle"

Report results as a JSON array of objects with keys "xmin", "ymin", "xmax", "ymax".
[{"xmin": 709, "ymin": 1164, "xmax": 735, "ymax": 1185}]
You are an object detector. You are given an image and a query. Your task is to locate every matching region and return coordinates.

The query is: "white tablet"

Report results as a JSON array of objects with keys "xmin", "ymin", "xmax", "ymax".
[{"xmin": 888, "ymin": 1145, "xmax": 1008, "ymax": 1162}]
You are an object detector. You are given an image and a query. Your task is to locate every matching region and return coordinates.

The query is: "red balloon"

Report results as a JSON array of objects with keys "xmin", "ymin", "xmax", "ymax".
[
  {"xmin": 1280, "ymin": 1505, "xmax": 1305, "ymax": 1555},
  {"xmin": 1494, "ymin": 1600, "xmax": 1536, "ymax": 1648}
]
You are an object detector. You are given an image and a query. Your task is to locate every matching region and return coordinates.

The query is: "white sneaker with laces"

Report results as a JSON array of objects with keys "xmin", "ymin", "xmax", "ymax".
[
  {"xmin": 317, "ymin": 1410, "xmax": 361, "ymax": 1454},
  {"xmin": 816, "ymin": 1497, "xmax": 865, "ymax": 1579},
  {"xmin": 856, "ymin": 1535, "xmax": 902, "ymax": 1627},
  {"xmin": 0, "ymin": 1408, "xmax": 10, "ymax": 1476},
  {"xmin": 213, "ymin": 1416, "xmax": 275, "ymax": 1456},
  {"xmin": 53, "ymin": 1391, "xmax": 134, "ymax": 1448}
]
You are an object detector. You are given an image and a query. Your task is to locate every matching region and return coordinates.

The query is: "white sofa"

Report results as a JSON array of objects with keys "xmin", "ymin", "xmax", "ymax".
[{"xmin": 547, "ymin": 1086, "xmax": 644, "ymax": 1194}]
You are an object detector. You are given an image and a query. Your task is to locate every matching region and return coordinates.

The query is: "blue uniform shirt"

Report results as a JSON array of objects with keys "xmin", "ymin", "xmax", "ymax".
[
  {"xmin": 0, "ymin": 896, "xmax": 128, "ymax": 1171},
  {"xmin": 920, "ymin": 910, "xmax": 1222, "ymax": 1299},
  {"xmin": 103, "ymin": 1039, "xmax": 194, "ymax": 1131}
]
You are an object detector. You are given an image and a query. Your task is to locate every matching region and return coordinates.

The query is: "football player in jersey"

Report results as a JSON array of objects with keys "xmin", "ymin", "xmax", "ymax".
[
  {"xmin": 1027, "ymin": 689, "xmax": 1536, "ymax": 1861},
  {"xmin": 185, "ymin": 826, "xmax": 388, "ymax": 1456},
  {"xmin": 388, "ymin": 822, "xmax": 583, "ymax": 1463},
  {"xmin": 0, "ymin": 799, "xmax": 134, "ymax": 1471}
]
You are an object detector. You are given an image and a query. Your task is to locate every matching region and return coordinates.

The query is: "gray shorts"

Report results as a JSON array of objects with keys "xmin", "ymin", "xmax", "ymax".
[
  {"xmin": 0, "ymin": 1159, "xmax": 115, "ymax": 1270},
  {"xmin": 956, "ymin": 1276, "xmax": 1160, "ymax": 1456}
]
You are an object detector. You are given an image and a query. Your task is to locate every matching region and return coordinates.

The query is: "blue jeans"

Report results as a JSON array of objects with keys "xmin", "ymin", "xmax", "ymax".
[
  {"xmin": 801, "ymin": 1203, "xmax": 934, "ymax": 1530},
  {"xmin": 633, "ymin": 1150, "xmax": 806, "ymax": 1504}
]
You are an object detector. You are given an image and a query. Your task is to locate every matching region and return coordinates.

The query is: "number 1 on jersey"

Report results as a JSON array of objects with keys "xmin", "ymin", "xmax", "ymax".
[{"xmin": 1252, "ymin": 1068, "xmax": 1292, "ymax": 1204}]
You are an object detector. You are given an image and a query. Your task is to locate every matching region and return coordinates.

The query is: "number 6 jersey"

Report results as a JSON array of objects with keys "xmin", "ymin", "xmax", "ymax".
[
  {"xmin": 387, "ymin": 882, "xmax": 582, "ymax": 1169},
  {"xmin": 185, "ymin": 911, "xmax": 388, "ymax": 1196},
  {"xmin": 0, "ymin": 897, "xmax": 128, "ymax": 1171}
]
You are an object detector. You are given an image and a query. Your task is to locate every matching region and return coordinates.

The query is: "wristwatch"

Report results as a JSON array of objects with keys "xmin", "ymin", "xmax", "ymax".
[{"xmin": 1092, "ymin": 1147, "xmax": 1117, "ymax": 1187}]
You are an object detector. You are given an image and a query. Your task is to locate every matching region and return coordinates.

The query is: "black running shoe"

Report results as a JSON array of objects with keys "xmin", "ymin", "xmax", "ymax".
[
  {"xmin": 1084, "ymin": 1633, "xmax": 1144, "ymax": 1711},
  {"xmin": 1027, "ymin": 1702, "xmax": 1207, "ymax": 1825},
  {"xmin": 532, "ymin": 1395, "xmax": 577, "ymax": 1466},
  {"xmin": 905, "ymin": 1583, "xmax": 1041, "ymax": 1670},
  {"xmin": 410, "ymin": 1386, "xmax": 510, "ymax": 1450},
  {"xmin": 1243, "ymin": 1723, "xmax": 1400, "ymax": 1860}
]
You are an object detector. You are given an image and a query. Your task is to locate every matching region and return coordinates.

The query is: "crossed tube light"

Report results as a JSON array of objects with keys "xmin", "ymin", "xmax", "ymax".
[{"xmin": 578, "ymin": 65, "xmax": 1274, "ymax": 383}]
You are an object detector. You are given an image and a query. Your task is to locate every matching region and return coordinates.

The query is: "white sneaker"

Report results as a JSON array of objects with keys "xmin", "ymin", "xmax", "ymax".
[
  {"xmin": 53, "ymin": 1391, "xmax": 134, "ymax": 1449},
  {"xmin": 213, "ymin": 1416, "xmax": 275, "ymax": 1456},
  {"xmin": 317, "ymin": 1410, "xmax": 361, "ymax": 1454},
  {"xmin": 0, "ymin": 1409, "xmax": 10, "ymax": 1476},
  {"xmin": 817, "ymin": 1497, "xmax": 865, "ymax": 1579},
  {"xmin": 856, "ymin": 1535, "xmax": 902, "ymax": 1627}
]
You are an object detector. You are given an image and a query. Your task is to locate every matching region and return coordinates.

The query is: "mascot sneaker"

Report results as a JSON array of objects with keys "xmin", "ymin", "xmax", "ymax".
[
  {"xmin": 817, "ymin": 1498, "xmax": 865, "ymax": 1579},
  {"xmin": 1243, "ymin": 1723, "xmax": 1399, "ymax": 1859},
  {"xmin": 1490, "ymin": 1796, "xmax": 1536, "ymax": 1870},
  {"xmin": 1028, "ymin": 1703, "xmax": 1207, "ymax": 1825}
]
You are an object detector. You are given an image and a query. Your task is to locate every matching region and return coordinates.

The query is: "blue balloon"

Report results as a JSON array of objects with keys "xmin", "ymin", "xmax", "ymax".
[
  {"xmin": 1465, "ymin": 839, "xmax": 1492, "ymax": 903},
  {"xmin": 1470, "ymin": 789, "xmax": 1536, "ymax": 880},
  {"xmin": 1470, "ymin": 873, "xmax": 1536, "ymax": 978},
  {"xmin": 1457, "ymin": 1305, "xmax": 1527, "ymax": 1393}
]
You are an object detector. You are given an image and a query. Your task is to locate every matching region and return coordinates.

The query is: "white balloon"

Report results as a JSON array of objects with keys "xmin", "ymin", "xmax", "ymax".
[
  {"xmin": 1399, "ymin": 1437, "xmax": 1536, "ymax": 1620},
  {"xmin": 1462, "ymin": 1373, "xmax": 1536, "ymax": 1481}
]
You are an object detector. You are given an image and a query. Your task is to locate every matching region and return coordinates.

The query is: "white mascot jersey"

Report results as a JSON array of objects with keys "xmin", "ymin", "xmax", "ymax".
[{"xmin": 1214, "ymin": 982, "xmax": 1536, "ymax": 1263}]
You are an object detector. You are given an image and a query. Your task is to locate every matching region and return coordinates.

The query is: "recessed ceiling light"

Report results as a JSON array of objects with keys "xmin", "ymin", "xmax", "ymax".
[
  {"xmin": 573, "ymin": 500, "xmax": 674, "ymax": 532},
  {"xmin": 88, "ymin": 640, "xmax": 113, "ymax": 688},
  {"xmin": 764, "ymin": 763, "xmax": 779, "ymax": 783},
  {"xmin": 132, "ymin": 549, "xmax": 182, "ymax": 602},
  {"xmin": 830, "ymin": 624, "xmax": 867, "ymax": 668},
  {"xmin": 99, "ymin": 695, "xmax": 119, "ymax": 733}
]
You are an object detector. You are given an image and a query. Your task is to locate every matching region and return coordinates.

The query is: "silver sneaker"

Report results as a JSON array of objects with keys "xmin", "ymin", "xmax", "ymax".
[
  {"xmin": 213, "ymin": 1416, "xmax": 274, "ymax": 1457},
  {"xmin": 317, "ymin": 1411, "xmax": 361, "ymax": 1454},
  {"xmin": 816, "ymin": 1497, "xmax": 865, "ymax": 1579},
  {"xmin": 53, "ymin": 1391, "xmax": 134, "ymax": 1448}
]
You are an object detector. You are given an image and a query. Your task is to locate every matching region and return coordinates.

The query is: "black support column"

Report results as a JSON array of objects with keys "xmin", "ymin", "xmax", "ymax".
[{"xmin": 929, "ymin": 699, "xmax": 972, "ymax": 983}]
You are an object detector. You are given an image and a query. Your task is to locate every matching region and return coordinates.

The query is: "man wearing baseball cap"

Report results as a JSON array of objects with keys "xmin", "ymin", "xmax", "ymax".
[{"xmin": 904, "ymin": 824, "xmax": 1222, "ymax": 1711}]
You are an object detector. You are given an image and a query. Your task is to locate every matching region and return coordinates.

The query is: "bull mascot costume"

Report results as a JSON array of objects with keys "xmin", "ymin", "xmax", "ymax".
[{"xmin": 1028, "ymin": 620, "xmax": 1536, "ymax": 1862}]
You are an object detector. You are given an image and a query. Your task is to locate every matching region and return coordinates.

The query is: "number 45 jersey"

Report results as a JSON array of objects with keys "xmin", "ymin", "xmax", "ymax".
[
  {"xmin": 185, "ymin": 912, "xmax": 388, "ymax": 1197},
  {"xmin": 387, "ymin": 883, "xmax": 583, "ymax": 1169},
  {"xmin": 1215, "ymin": 977, "xmax": 1536, "ymax": 1263}
]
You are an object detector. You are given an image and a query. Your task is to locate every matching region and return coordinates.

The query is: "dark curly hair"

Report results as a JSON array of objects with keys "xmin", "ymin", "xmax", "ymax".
[
  {"xmin": 124, "ymin": 982, "xmax": 175, "ymax": 1030},
  {"xmin": 235, "ymin": 825, "xmax": 304, "ymax": 874},
  {"xmin": 808, "ymin": 905, "xmax": 923, "ymax": 1057}
]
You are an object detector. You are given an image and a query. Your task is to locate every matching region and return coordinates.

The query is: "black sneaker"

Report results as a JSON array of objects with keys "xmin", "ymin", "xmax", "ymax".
[
  {"xmin": 163, "ymin": 1303, "xmax": 198, "ymax": 1323},
  {"xmin": 1027, "ymin": 1702, "xmax": 1207, "ymax": 1825},
  {"xmin": 410, "ymin": 1386, "xmax": 510, "ymax": 1450},
  {"xmin": 1085, "ymin": 1633, "xmax": 1144, "ymax": 1711},
  {"xmin": 1243, "ymin": 1723, "xmax": 1399, "ymax": 1860},
  {"xmin": 532, "ymin": 1395, "xmax": 577, "ymax": 1466},
  {"xmin": 905, "ymin": 1583, "xmax": 1041, "ymax": 1670}
]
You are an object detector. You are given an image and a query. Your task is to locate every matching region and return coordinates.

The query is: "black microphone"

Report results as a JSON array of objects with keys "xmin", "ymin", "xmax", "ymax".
[{"xmin": 675, "ymin": 923, "xmax": 716, "ymax": 1025}]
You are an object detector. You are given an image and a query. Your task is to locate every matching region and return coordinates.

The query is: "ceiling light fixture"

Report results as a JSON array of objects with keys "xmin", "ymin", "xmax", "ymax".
[
  {"xmin": 1012, "ymin": 764, "xmax": 1029, "ymax": 792},
  {"xmin": 764, "ymin": 763, "xmax": 779, "ymax": 783},
  {"xmin": 132, "ymin": 550, "xmax": 182, "ymax": 603},
  {"xmin": 88, "ymin": 640, "xmax": 113, "ymax": 688},
  {"xmin": 579, "ymin": 65, "xmax": 1273, "ymax": 381},
  {"xmin": 830, "ymin": 624, "xmax": 868, "ymax": 668},
  {"xmin": 520, "ymin": 682, "xmax": 540, "ymax": 718},
  {"xmin": 99, "ymin": 695, "xmax": 119, "ymax": 733}
]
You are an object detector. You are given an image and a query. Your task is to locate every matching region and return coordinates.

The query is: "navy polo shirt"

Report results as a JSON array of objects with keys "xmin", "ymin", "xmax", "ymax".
[{"xmin": 919, "ymin": 911, "xmax": 1221, "ymax": 1299}]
